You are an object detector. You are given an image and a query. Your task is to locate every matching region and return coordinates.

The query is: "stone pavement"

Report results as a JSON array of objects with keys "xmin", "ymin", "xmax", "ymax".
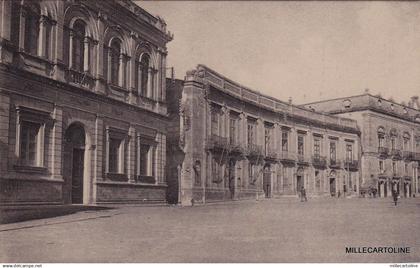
[{"xmin": 0, "ymin": 197, "xmax": 419, "ymax": 263}]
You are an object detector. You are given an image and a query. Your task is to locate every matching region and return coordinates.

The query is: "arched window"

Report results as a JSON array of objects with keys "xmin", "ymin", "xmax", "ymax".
[
  {"xmin": 403, "ymin": 132, "xmax": 410, "ymax": 151},
  {"xmin": 390, "ymin": 129, "xmax": 397, "ymax": 150},
  {"xmin": 377, "ymin": 127, "xmax": 385, "ymax": 148},
  {"xmin": 140, "ymin": 54, "xmax": 150, "ymax": 96},
  {"xmin": 71, "ymin": 20, "xmax": 86, "ymax": 72},
  {"xmin": 110, "ymin": 39, "xmax": 121, "ymax": 86},
  {"xmin": 24, "ymin": 4, "xmax": 40, "ymax": 55}
]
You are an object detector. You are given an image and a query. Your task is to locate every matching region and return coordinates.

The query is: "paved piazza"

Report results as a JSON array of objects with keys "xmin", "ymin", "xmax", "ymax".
[{"xmin": 1, "ymin": 198, "xmax": 419, "ymax": 263}]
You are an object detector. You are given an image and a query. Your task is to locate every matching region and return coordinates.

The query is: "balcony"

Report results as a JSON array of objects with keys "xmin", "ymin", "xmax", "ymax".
[
  {"xmin": 329, "ymin": 159, "xmax": 341, "ymax": 169},
  {"xmin": 378, "ymin": 147, "xmax": 389, "ymax": 157},
  {"xmin": 378, "ymin": 171, "xmax": 388, "ymax": 180},
  {"xmin": 66, "ymin": 69, "xmax": 95, "ymax": 90},
  {"xmin": 344, "ymin": 159, "xmax": 359, "ymax": 170},
  {"xmin": 402, "ymin": 151, "xmax": 414, "ymax": 161},
  {"xmin": 392, "ymin": 172, "xmax": 400, "ymax": 179},
  {"xmin": 312, "ymin": 155, "xmax": 327, "ymax": 168},
  {"xmin": 403, "ymin": 175, "xmax": 412, "ymax": 181},
  {"xmin": 413, "ymin": 152, "xmax": 420, "ymax": 161},
  {"xmin": 229, "ymin": 139, "xmax": 246, "ymax": 155},
  {"xmin": 297, "ymin": 154, "xmax": 310, "ymax": 165},
  {"xmin": 264, "ymin": 148, "xmax": 278, "ymax": 162},
  {"xmin": 247, "ymin": 143, "xmax": 264, "ymax": 158},
  {"xmin": 390, "ymin": 149, "xmax": 402, "ymax": 160},
  {"xmin": 207, "ymin": 134, "xmax": 229, "ymax": 151},
  {"xmin": 278, "ymin": 151, "xmax": 296, "ymax": 164}
]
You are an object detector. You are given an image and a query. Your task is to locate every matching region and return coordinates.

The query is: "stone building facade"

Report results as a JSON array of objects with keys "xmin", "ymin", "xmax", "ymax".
[
  {"xmin": 0, "ymin": 0, "xmax": 172, "ymax": 205},
  {"xmin": 167, "ymin": 65, "xmax": 361, "ymax": 206},
  {"xmin": 303, "ymin": 94, "xmax": 420, "ymax": 198}
]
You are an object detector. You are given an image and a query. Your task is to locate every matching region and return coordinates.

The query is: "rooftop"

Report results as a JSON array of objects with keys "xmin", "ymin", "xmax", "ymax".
[{"xmin": 186, "ymin": 65, "xmax": 360, "ymax": 134}]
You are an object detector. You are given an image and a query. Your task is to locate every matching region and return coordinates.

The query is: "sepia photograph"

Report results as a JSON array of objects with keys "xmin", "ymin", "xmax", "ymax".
[{"xmin": 0, "ymin": 0, "xmax": 419, "ymax": 266}]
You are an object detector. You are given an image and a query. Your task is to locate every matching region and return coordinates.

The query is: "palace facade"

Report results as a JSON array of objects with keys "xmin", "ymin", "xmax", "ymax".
[
  {"xmin": 0, "ymin": 0, "xmax": 172, "ymax": 205},
  {"xmin": 167, "ymin": 66, "xmax": 361, "ymax": 205},
  {"xmin": 303, "ymin": 95, "xmax": 420, "ymax": 198}
]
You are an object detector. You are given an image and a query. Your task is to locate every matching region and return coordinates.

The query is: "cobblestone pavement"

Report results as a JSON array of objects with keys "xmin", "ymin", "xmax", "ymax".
[{"xmin": 1, "ymin": 197, "xmax": 419, "ymax": 263}]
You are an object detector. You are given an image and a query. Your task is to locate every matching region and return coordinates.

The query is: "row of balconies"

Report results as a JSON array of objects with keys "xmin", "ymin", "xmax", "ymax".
[
  {"xmin": 378, "ymin": 147, "xmax": 420, "ymax": 161},
  {"xmin": 378, "ymin": 171, "xmax": 413, "ymax": 181},
  {"xmin": 207, "ymin": 134, "xmax": 359, "ymax": 169}
]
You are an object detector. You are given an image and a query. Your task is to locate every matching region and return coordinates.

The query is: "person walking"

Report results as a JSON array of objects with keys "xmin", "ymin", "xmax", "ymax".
[
  {"xmin": 392, "ymin": 190, "xmax": 398, "ymax": 206},
  {"xmin": 300, "ymin": 186, "xmax": 307, "ymax": 202}
]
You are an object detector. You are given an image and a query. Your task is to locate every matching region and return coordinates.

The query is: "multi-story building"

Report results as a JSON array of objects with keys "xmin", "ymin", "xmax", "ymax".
[
  {"xmin": 0, "ymin": 0, "xmax": 172, "ymax": 205},
  {"xmin": 167, "ymin": 65, "xmax": 361, "ymax": 205},
  {"xmin": 302, "ymin": 94, "xmax": 420, "ymax": 198}
]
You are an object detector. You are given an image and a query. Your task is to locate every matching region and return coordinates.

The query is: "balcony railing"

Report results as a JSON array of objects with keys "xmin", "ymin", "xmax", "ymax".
[
  {"xmin": 264, "ymin": 148, "xmax": 278, "ymax": 161},
  {"xmin": 312, "ymin": 155, "xmax": 327, "ymax": 168},
  {"xmin": 278, "ymin": 151, "xmax": 296, "ymax": 163},
  {"xmin": 247, "ymin": 143, "xmax": 264, "ymax": 158},
  {"xmin": 378, "ymin": 147, "xmax": 389, "ymax": 157},
  {"xmin": 208, "ymin": 134, "xmax": 229, "ymax": 150},
  {"xmin": 297, "ymin": 154, "xmax": 310, "ymax": 165},
  {"xmin": 414, "ymin": 152, "xmax": 420, "ymax": 161},
  {"xmin": 402, "ymin": 151, "xmax": 414, "ymax": 161},
  {"xmin": 344, "ymin": 159, "xmax": 359, "ymax": 170},
  {"xmin": 66, "ymin": 69, "xmax": 95, "ymax": 89},
  {"xmin": 390, "ymin": 149, "xmax": 402, "ymax": 159},
  {"xmin": 329, "ymin": 159, "xmax": 341, "ymax": 169},
  {"xmin": 403, "ymin": 175, "xmax": 412, "ymax": 181},
  {"xmin": 229, "ymin": 139, "xmax": 246, "ymax": 155}
]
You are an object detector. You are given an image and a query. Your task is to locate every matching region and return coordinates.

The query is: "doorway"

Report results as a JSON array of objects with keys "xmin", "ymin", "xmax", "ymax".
[
  {"xmin": 228, "ymin": 159, "xmax": 235, "ymax": 199},
  {"xmin": 263, "ymin": 165, "xmax": 271, "ymax": 198},
  {"xmin": 63, "ymin": 123, "xmax": 86, "ymax": 204},
  {"xmin": 330, "ymin": 178, "xmax": 336, "ymax": 196}
]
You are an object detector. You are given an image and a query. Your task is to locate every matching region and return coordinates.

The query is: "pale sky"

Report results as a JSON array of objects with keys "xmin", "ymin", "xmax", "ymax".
[{"xmin": 137, "ymin": 1, "xmax": 420, "ymax": 105}]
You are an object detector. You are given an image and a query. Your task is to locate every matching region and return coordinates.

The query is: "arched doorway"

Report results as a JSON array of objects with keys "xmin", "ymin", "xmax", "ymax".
[
  {"xmin": 63, "ymin": 123, "xmax": 86, "ymax": 204},
  {"xmin": 296, "ymin": 167, "xmax": 304, "ymax": 195},
  {"xmin": 329, "ymin": 170, "xmax": 336, "ymax": 197},
  {"xmin": 263, "ymin": 164, "xmax": 271, "ymax": 198}
]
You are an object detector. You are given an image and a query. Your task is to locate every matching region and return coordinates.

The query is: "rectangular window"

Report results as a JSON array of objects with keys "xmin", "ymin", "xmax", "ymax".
[
  {"xmin": 108, "ymin": 138, "xmax": 122, "ymax": 173},
  {"xmin": 229, "ymin": 117, "xmax": 236, "ymax": 145},
  {"xmin": 265, "ymin": 127, "xmax": 272, "ymax": 155},
  {"xmin": 346, "ymin": 144, "xmax": 353, "ymax": 161},
  {"xmin": 391, "ymin": 137, "xmax": 396, "ymax": 150},
  {"xmin": 20, "ymin": 121, "xmax": 40, "ymax": 166},
  {"xmin": 247, "ymin": 122, "xmax": 256, "ymax": 145},
  {"xmin": 379, "ymin": 160, "xmax": 384, "ymax": 173},
  {"xmin": 392, "ymin": 161, "xmax": 397, "ymax": 175},
  {"xmin": 405, "ymin": 163, "xmax": 408, "ymax": 175},
  {"xmin": 298, "ymin": 135, "xmax": 304, "ymax": 156},
  {"xmin": 211, "ymin": 110, "xmax": 219, "ymax": 136},
  {"xmin": 378, "ymin": 136, "xmax": 384, "ymax": 148},
  {"xmin": 314, "ymin": 138, "xmax": 321, "ymax": 157},
  {"xmin": 248, "ymin": 163, "xmax": 254, "ymax": 184},
  {"xmin": 403, "ymin": 139, "xmax": 409, "ymax": 151},
  {"xmin": 330, "ymin": 142, "xmax": 336, "ymax": 162},
  {"xmin": 140, "ymin": 144, "xmax": 151, "ymax": 176},
  {"xmin": 282, "ymin": 131, "xmax": 288, "ymax": 152}
]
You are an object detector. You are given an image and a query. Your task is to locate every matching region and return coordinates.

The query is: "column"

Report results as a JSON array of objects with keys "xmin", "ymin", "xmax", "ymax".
[
  {"xmin": 38, "ymin": 16, "xmax": 47, "ymax": 58},
  {"xmin": 68, "ymin": 30, "xmax": 74, "ymax": 69},
  {"xmin": 18, "ymin": 8, "xmax": 26, "ymax": 50},
  {"xmin": 147, "ymin": 67, "xmax": 153, "ymax": 98},
  {"xmin": 127, "ymin": 126, "xmax": 135, "ymax": 182},
  {"xmin": 161, "ymin": 52, "xmax": 167, "ymax": 102},
  {"xmin": 0, "ymin": 0, "xmax": 11, "ymax": 40},
  {"xmin": 0, "ymin": 94, "xmax": 10, "ymax": 175},
  {"xmin": 118, "ymin": 54, "xmax": 124, "ymax": 87},
  {"xmin": 83, "ymin": 37, "xmax": 90, "ymax": 72}
]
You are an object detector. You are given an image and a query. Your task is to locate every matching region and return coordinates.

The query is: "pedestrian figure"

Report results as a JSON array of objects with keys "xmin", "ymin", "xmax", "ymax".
[
  {"xmin": 337, "ymin": 190, "xmax": 341, "ymax": 198},
  {"xmin": 300, "ymin": 186, "xmax": 307, "ymax": 202},
  {"xmin": 392, "ymin": 190, "xmax": 398, "ymax": 206}
]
